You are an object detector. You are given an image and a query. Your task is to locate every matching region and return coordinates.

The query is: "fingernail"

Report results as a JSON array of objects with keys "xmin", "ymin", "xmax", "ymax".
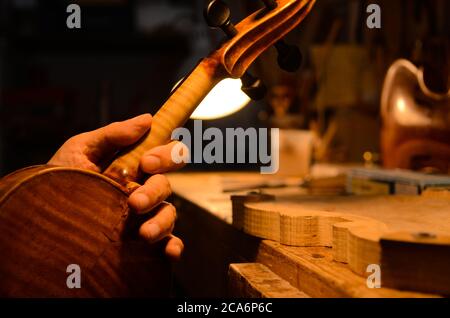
[
  {"xmin": 145, "ymin": 223, "xmax": 161, "ymax": 241},
  {"xmin": 143, "ymin": 155, "xmax": 161, "ymax": 172},
  {"xmin": 132, "ymin": 193, "xmax": 150, "ymax": 212}
]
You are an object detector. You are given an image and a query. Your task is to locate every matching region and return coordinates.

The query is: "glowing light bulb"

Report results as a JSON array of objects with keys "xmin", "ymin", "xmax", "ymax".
[
  {"xmin": 173, "ymin": 78, "xmax": 251, "ymax": 120},
  {"xmin": 191, "ymin": 78, "xmax": 251, "ymax": 120}
]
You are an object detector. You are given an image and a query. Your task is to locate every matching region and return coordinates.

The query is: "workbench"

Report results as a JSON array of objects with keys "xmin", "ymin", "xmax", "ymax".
[{"xmin": 168, "ymin": 172, "xmax": 442, "ymax": 298}]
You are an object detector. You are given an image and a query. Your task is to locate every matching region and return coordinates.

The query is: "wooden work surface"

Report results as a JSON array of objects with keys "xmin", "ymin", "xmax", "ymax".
[{"xmin": 167, "ymin": 172, "xmax": 440, "ymax": 298}]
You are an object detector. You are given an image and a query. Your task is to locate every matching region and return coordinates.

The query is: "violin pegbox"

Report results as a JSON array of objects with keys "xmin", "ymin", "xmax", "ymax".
[{"xmin": 206, "ymin": 0, "xmax": 316, "ymax": 79}]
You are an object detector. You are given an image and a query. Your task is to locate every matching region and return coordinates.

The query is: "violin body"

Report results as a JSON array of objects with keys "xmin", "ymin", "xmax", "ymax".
[{"xmin": 0, "ymin": 166, "xmax": 171, "ymax": 297}]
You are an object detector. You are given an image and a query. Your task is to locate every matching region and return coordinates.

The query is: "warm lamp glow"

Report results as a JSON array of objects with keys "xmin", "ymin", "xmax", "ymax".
[
  {"xmin": 173, "ymin": 78, "xmax": 251, "ymax": 120},
  {"xmin": 191, "ymin": 78, "xmax": 251, "ymax": 120}
]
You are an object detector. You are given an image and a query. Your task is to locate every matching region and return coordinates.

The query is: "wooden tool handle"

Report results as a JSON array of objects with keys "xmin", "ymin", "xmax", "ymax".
[{"xmin": 103, "ymin": 57, "xmax": 225, "ymax": 187}]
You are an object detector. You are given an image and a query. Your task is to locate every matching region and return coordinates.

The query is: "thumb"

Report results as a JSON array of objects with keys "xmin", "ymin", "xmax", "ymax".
[{"xmin": 85, "ymin": 114, "xmax": 152, "ymax": 162}]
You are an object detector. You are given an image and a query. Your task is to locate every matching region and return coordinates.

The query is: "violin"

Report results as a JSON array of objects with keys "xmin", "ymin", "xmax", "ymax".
[{"xmin": 0, "ymin": 0, "xmax": 315, "ymax": 297}]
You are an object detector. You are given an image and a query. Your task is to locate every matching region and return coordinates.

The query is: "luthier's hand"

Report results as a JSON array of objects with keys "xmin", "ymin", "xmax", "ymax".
[{"xmin": 48, "ymin": 114, "xmax": 186, "ymax": 261}]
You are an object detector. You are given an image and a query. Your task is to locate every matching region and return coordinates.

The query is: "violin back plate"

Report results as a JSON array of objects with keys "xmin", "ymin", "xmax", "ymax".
[{"xmin": 0, "ymin": 166, "xmax": 171, "ymax": 297}]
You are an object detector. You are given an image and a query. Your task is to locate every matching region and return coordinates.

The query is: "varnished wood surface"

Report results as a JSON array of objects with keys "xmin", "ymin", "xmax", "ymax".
[
  {"xmin": 0, "ymin": 166, "xmax": 171, "ymax": 297},
  {"xmin": 168, "ymin": 172, "xmax": 438, "ymax": 297},
  {"xmin": 218, "ymin": 0, "xmax": 316, "ymax": 77}
]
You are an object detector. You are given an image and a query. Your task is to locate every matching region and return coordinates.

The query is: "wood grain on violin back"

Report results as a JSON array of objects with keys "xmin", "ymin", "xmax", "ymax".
[
  {"xmin": 0, "ymin": 166, "xmax": 171, "ymax": 297},
  {"xmin": 0, "ymin": 166, "xmax": 48, "ymax": 199}
]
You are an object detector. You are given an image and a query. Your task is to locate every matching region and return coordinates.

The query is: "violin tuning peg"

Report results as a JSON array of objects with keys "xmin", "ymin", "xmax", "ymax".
[
  {"xmin": 275, "ymin": 40, "xmax": 303, "ymax": 72},
  {"xmin": 204, "ymin": 0, "xmax": 237, "ymax": 38},
  {"xmin": 262, "ymin": 0, "xmax": 277, "ymax": 10},
  {"xmin": 241, "ymin": 72, "xmax": 267, "ymax": 101}
]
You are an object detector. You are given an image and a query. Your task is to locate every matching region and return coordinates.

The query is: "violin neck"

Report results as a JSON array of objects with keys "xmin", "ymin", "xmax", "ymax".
[{"xmin": 103, "ymin": 57, "xmax": 225, "ymax": 187}]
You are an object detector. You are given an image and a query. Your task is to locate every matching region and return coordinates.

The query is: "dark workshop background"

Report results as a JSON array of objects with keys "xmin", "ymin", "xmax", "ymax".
[{"xmin": 0, "ymin": 0, "xmax": 448, "ymax": 176}]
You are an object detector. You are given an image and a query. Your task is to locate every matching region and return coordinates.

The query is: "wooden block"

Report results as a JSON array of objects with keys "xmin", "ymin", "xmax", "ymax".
[
  {"xmin": 381, "ymin": 232, "xmax": 450, "ymax": 296},
  {"xmin": 233, "ymin": 193, "xmax": 450, "ymax": 295},
  {"xmin": 231, "ymin": 193, "xmax": 275, "ymax": 230},
  {"xmin": 255, "ymin": 241, "xmax": 436, "ymax": 298},
  {"xmin": 228, "ymin": 263, "xmax": 309, "ymax": 298},
  {"xmin": 168, "ymin": 172, "xmax": 442, "ymax": 297}
]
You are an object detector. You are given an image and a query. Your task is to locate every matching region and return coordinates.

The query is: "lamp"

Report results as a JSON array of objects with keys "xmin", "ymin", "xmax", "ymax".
[
  {"xmin": 190, "ymin": 78, "xmax": 251, "ymax": 120},
  {"xmin": 172, "ymin": 77, "xmax": 252, "ymax": 120}
]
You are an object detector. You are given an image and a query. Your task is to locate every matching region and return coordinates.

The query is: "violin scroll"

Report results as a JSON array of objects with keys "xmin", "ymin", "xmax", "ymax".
[{"xmin": 205, "ymin": 0, "xmax": 315, "ymax": 78}]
